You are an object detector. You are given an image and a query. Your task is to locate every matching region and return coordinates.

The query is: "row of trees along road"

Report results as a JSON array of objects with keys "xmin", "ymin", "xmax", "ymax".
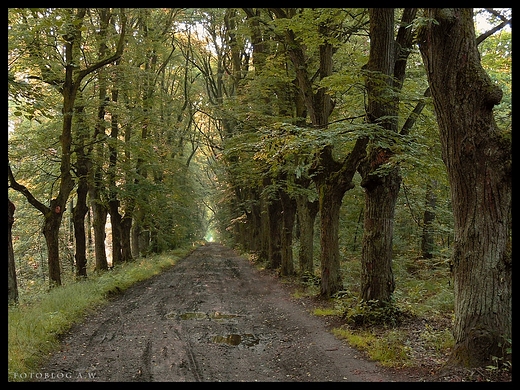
[{"xmin": 8, "ymin": 8, "xmax": 511, "ymax": 369}]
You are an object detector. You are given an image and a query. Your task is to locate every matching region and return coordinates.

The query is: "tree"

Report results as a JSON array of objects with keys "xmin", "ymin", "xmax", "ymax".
[
  {"xmin": 357, "ymin": 8, "xmax": 417, "ymax": 308},
  {"xmin": 417, "ymin": 8, "xmax": 511, "ymax": 367},
  {"xmin": 271, "ymin": 8, "xmax": 370, "ymax": 297}
]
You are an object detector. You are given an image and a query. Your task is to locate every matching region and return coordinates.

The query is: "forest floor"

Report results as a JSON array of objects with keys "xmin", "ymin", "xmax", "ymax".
[{"xmin": 35, "ymin": 243, "xmax": 511, "ymax": 382}]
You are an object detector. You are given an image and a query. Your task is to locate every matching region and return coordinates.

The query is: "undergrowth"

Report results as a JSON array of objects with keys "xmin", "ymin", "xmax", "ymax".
[{"xmin": 292, "ymin": 253, "xmax": 459, "ymax": 370}]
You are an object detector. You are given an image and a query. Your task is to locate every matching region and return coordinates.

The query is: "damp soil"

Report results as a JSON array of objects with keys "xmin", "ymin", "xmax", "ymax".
[{"xmin": 34, "ymin": 243, "xmax": 440, "ymax": 382}]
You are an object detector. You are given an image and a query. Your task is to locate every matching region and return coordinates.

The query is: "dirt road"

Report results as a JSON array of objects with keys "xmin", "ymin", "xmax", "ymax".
[{"xmin": 35, "ymin": 243, "xmax": 416, "ymax": 382}]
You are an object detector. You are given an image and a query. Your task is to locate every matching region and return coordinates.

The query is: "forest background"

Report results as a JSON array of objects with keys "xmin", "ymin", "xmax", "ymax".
[{"xmin": 8, "ymin": 8, "xmax": 511, "ymax": 380}]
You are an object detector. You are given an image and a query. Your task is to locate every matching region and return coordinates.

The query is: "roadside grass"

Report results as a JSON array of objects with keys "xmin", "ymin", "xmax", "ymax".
[
  {"xmin": 8, "ymin": 246, "xmax": 194, "ymax": 382},
  {"xmin": 297, "ymin": 252, "xmax": 457, "ymax": 369},
  {"xmin": 332, "ymin": 327, "xmax": 413, "ymax": 367}
]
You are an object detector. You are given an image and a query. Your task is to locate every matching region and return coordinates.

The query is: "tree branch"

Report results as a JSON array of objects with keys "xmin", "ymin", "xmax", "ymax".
[{"xmin": 8, "ymin": 163, "xmax": 49, "ymax": 215}]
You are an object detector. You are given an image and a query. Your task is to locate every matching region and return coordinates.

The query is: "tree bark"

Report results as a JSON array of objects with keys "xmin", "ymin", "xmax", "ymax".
[
  {"xmin": 258, "ymin": 186, "xmax": 270, "ymax": 263},
  {"xmin": 42, "ymin": 201, "xmax": 66, "ymax": 286},
  {"xmin": 359, "ymin": 171, "xmax": 399, "ymax": 302},
  {"xmin": 89, "ymin": 106, "xmax": 109, "ymax": 271},
  {"xmin": 87, "ymin": 8, "xmax": 113, "ymax": 272},
  {"xmin": 317, "ymin": 177, "xmax": 347, "ymax": 297},
  {"xmin": 248, "ymin": 192, "xmax": 263, "ymax": 253},
  {"xmin": 418, "ymin": 8, "xmax": 512, "ymax": 367}
]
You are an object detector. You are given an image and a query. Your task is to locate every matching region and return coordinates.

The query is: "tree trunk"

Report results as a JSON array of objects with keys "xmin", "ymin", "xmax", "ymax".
[
  {"xmin": 72, "ymin": 101, "xmax": 90, "ymax": 278},
  {"xmin": 121, "ymin": 215, "xmax": 134, "ymax": 262},
  {"xmin": 257, "ymin": 187, "xmax": 270, "ymax": 263},
  {"xmin": 132, "ymin": 208, "xmax": 143, "ymax": 257},
  {"xmin": 42, "ymin": 201, "xmax": 65, "ymax": 287},
  {"xmin": 317, "ymin": 180, "xmax": 346, "ymax": 297},
  {"xmin": 267, "ymin": 197, "xmax": 283, "ymax": 270},
  {"xmin": 91, "ymin": 197, "xmax": 109, "ymax": 271},
  {"xmin": 359, "ymin": 168, "xmax": 400, "ymax": 302},
  {"xmin": 8, "ymin": 199, "xmax": 19, "ymax": 304},
  {"xmin": 109, "ymin": 200, "xmax": 123, "ymax": 265},
  {"xmin": 108, "ymin": 85, "xmax": 123, "ymax": 265},
  {"xmin": 38, "ymin": 9, "xmax": 85, "ymax": 287},
  {"xmin": 418, "ymin": 8, "xmax": 512, "ymax": 367},
  {"xmin": 357, "ymin": 8, "xmax": 416, "ymax": 306},
  {"xmin": 296, "ymin": 195, "xmax": 318, "ymax": 276},
  {"xmin": 280, "ymin": 189, "xmax": 296, "ymax": 276},
  {"xmin": 42, "ymin": 51, "xmax": 77, "ymax": 286},
  {"xmin": 312, "ymin": 140, "xmax": 368, "ymax": 297},
  {"xmin": 248, "ymin": 189, "xmax": 263, "ymax": 253},
  {"xmin": 72, "ymin": 176, "xmax": 89, "ymax": 278},
  {"xmin": 237, "ymin": 188, "xmax": 262, "ymax": 254}
]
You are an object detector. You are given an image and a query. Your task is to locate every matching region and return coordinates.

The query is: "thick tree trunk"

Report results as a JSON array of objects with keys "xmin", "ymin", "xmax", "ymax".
[
  {"xmin": 39, "ymin": 11, "xmax": 82, "ymax": 287},
  {"xmin": 107, "ymin": 85, "xmax": 124, "ymax": 264},
  {"xmin": 247, "ymin": 189, "xmax": 263, "ymax": 253},
  {"xmin": 43, "ymin": 202, "xmax": 64, "ymax": 287},
  {"xmin": 313, "ymin": 140, "xmax": 368, "ymax": 297},
  {"xmin": 357, "ymin": 9, "xmax": 418, "ymax": 308},
  {"xmin": 418, "ymin": 8, "xmax": 512, "ymax": 367},
  {"xmin": 272, "ymin": 9, "xmax": 348, "ymax": 296},
  {"xmin": 237, "ymin": 188, "xmax": 262, "ymax": 253},
  {"xmin": 317, "ymin": 182, "xmax": 345, "ymax": 297},
  {"xmin": 359, "ymin": 167, "xmax": 400, "ymax": 302}
]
